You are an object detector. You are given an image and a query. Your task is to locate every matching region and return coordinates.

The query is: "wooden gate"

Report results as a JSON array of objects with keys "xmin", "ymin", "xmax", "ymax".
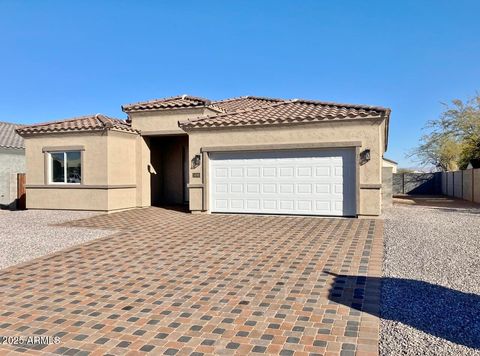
[{"xmin": 17, "ymin": 173, "xmax": 26, "ymax": 210}]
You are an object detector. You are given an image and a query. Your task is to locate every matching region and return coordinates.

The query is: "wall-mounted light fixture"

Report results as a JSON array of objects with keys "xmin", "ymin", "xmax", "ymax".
[
  {"xmin": 360, "ymin": 149, "xmax": 371, "ymax": 165},
  {"xmin": 191, "ymin": 154, "xmax": 201, "ymax": 169}
]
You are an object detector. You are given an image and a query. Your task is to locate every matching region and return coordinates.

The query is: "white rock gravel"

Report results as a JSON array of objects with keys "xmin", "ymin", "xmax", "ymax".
[
  {"xmin": 0, "ymin": 209, "xmax": 115, "ymax": 270},
  {"xmin": 382, "ymin": 203, "xmax": 480, "ymax": 355}
]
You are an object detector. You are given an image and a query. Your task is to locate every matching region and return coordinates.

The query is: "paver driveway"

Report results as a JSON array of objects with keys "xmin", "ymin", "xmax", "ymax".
[{"xmin": 0, "ymin": 208, "xmax": 383, "ymax": 355}]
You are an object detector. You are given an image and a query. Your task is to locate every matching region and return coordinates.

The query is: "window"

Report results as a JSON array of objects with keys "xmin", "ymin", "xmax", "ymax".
[{"xmin": 50, "ymin": 151, "xmax": 82, "ymax": 184}]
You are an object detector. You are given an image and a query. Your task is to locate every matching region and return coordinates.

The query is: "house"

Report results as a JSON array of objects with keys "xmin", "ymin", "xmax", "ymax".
[
  {"xmin": 16, "ymin": 95, "xmax": 391, "ymax": 217},
  {"xmin": 467, "ymin": 159, "xmax": 480, "ymax": 169},
  {"xmin": 0, "ymin": 121, "xmax": 26, "ymax": 209},
  {"xmin": 382, "ymin": 157, "xmax": 398, "ymax": 173}
]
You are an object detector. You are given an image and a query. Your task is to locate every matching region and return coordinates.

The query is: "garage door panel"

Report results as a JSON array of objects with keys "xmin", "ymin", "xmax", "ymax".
[
  {"xmin": 315, "ymin": 166, "xmax": 331, "ymax": 177},
  {"xmin": 215, "ymin": 167, "xmax": 228, "ymax": 178},
  {"xmin": 263, "ymin": 167, "xmax": 276, "ymax": 177},
  {"xmin": 230, "ymin": 184, "xmax": 243, "ymax": 193},
  {"xmin": 279, "ymin": 167, "xmax": 294, "ymax": 177},
  {"xmin": 230, "ymin": 167, "xmax": 243, "ymax": 177},
  {"xmin": 246, "ymin": 200, "xmax": 260, "ymax": 209},
  {"xmin": 215, "ymin": 199, "xmax": 228, "ymax": 209},
  {"xmin": 262, "ymin": 184, "xmax": 276, "ymax": 193},
  {"xmin": 215, "ymin": 184, "xmax": 228, "ymax": 193},
  {"xmin": 279, "ymin": 184, "xmax": 294, "ymax": 194},
  {"xmin": 297, "ymin": 184, "xmax": 312, "ymax": 194},
  {"xmin": 210, "ymin": 149, "xmax": 355, "ymax": 216},
  {"xmin": 297, "ymin": 200, "xmax": 313, "ymax": 211},
  {"xmin": 316, "ymin": 184, "xmax": 330, "ymax": 194},
  {"xmin": 263, "ymin": 200, "xmax": 277, "ymax": 209}
]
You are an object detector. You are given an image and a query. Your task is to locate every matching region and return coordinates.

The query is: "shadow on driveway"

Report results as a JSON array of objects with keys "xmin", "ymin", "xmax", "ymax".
[{"xmin": 325, "ymin": 271, "xmax": 480, "ymax": 350}]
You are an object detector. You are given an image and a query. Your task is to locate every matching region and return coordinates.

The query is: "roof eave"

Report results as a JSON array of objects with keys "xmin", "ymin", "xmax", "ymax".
[
  {"xmin": 179, "ymin": 115, "xmax": 388, "ymax": 131},
  {"xmin": 0, "ymin": 145, "xmax": 25, "ymax": 150},
  {"xmin": 16, "ymin": 126, "xmax": 139, "ymax": 137}
]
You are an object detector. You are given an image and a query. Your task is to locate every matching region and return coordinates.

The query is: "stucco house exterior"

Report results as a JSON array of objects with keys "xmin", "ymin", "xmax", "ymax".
[
  {"xmin": 382, "ymin": 157, "xmax": 398, "ymax": 173},
  {"xmin": 17, "ymin": 95, "xmax": 391, "ymax": 217},
  {"xmin": 0, "ymin": 121, "xmax": 26, "ymax": 209}
]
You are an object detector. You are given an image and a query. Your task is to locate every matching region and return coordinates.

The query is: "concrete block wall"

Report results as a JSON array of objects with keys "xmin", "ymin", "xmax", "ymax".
[
  {"xmin": 442, "ymin": 168, "xmax": 480, "ymax": 204},
  {"xmin": 382, "ymin": 167, "xmax": 393, "ymax": 210},
  {"xmin": 453, "ymin": 171, "xmax": 463, "ymax": 199},
  {"xmin": 463, "ymin": 170, "xmax": 473, "ymax": 201},
  {"xmin": 446, "ymin": 172, "xmax": 454, "ymax": 196},
  {"xmin": 393, "ymin": 169, "xmax": 479, "ymax": 204},
  {"xmin": 441, "ymin": 172, "xmax": 448, "ymax": 195},
  {"xmin": 474, "ymin": 169, "xmax": 480, "ymax": 203},
  {"xmin": 392, "ymin": 172, "xmax": 442, "ymax": 195}
]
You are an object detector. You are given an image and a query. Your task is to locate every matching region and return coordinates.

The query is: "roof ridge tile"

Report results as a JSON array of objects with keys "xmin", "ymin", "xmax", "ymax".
[
  {"xmin": 179, "ymin": 99, "xmax": 390, "ymax": 130},
  {"xmin": 16, "ymin": 114, "xmax": 136, "ymax": 136}
]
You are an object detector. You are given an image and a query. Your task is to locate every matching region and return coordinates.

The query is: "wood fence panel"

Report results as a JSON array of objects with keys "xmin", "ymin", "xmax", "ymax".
[{"xmin": 17, "ymin": 173, "xmax": 26, "ymax": 210}]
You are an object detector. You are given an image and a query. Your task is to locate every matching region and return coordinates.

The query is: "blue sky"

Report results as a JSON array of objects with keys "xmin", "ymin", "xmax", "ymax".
[{"xmin": 1, "ymin": 1, "xmax": 479, "ymax": 168}]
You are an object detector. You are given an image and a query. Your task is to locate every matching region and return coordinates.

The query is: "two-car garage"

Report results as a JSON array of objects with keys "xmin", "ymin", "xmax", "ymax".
[{"xmin": 208, "ymin": 148, "xmax": 356, "ymax": 217}]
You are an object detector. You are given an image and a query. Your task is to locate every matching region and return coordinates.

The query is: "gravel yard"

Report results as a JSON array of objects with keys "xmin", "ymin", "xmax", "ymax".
[
  {"xmin": 0, "ymin": 209, "xmax": 115, "ymax": 269},
  {"xmin": 382, "ymin": 199, "xmax": 480, "ymax": 355}
]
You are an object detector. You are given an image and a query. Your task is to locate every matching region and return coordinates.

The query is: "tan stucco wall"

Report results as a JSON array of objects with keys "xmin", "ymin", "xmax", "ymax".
[
  {"xmin": 186, "ymin": 119, "xmax": 385, "ymax": 216},
  {"xmin": 108, "ymin": 188, "xmax": 137, "ymax": 211},
  {"xmin": 136, "ymin": 136, "xmax": 151, "ymax": 207},
  {"xmin": 27, "ymin": 188, "xmax": 109, "ymax": 210},
  {"xmin": 129, "ymin": 107, "xmax": 215, "ymax": 134},
  {"xmin": 107, "ymin": 131, "xmax": 136, "ymax": 185},
  {"xmin": 24, "ymin": 130, "xmax": 149, "ymax": 211},
  {"xmin": 25, "ymin": 131, "xmax": 108, "ymax": 185}
]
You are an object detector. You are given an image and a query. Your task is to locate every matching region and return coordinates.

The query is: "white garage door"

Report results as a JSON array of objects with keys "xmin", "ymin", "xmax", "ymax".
[{"xmin": 209, "ymin": 148, "xmax": 356, "ymax": 216}]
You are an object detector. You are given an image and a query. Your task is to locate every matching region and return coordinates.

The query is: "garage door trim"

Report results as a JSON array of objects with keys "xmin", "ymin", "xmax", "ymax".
[
  {"xmin": 201, "ymin": 141, "xmax": 362, "ymax": 153},
  {"xmin": 205, "ymin": 145, "xmax": 359, "ymax": 216}
]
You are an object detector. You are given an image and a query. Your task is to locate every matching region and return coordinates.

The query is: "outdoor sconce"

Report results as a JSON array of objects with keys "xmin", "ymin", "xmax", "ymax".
[
  {"xmin": 360, "ymin": 149, "xmax": 371, "ymax": 165},
  {"xmin": 191, "ymin": 154, "xmax": 201, "ymax": 169}
]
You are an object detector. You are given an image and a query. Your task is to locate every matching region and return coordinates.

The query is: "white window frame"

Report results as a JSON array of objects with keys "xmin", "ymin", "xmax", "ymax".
[{"xmin": 48, "ymin": 151, "xmax": 82, "ymax": 185}]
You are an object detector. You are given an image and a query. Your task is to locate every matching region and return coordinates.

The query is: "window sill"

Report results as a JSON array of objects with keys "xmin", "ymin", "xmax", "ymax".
[{"xmin": 26, "ymin": 184, "xmax": 136, "ymax": 189}]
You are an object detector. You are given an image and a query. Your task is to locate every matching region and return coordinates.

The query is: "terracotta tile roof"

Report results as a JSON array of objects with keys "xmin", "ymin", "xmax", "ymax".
[
  {"xmin": 16, "ymin": 114, "xmax": 137, "ymax": 136},
  {"xmin": 0, "ymin": 121, "xmax": 24, "ymax": 149},
  {"xmin": 178, "ymin": 99, "xmax": 390, "ymax": 130},
  {"xmin": 122, "ymin": 95, "xmax": 211, "ymax": 113},
  {"xmin": 211, "ymin": 96, "xmax": 285, "ymax": 112}
]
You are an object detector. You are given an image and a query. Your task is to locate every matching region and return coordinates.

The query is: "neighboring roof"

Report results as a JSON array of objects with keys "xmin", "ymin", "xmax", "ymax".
[
  {"xmin": 178, "ymin": 99, "xmax": 390, "ymax": 130},
  {"xmin": 16, "ymin": 114, "xmax": 137, "ymax": 136},
  {"xmin": 211, "ymin": 96, "xmax": 285, "ymax": 112},
  {"xmin": 383, "ymin": 157, "xmax": 398, "ymax": 165},
  {"xmin": 122, "ymin": 95, "xmax": 211, "ymax": 113},
  {"xmin": 0, "ymin": 121, "xmax": 25, "ymax": 149}
]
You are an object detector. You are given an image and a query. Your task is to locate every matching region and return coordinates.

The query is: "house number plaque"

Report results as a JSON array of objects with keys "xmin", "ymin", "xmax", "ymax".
[{"xmin": 192, "ymin": 173, "xmax": 201, "ymax": 178}]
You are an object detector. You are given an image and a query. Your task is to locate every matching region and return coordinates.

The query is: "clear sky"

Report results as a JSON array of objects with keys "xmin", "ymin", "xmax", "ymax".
[{"xmin": 1, "ymin": 0, "xmax": 479, "ymax": 168}]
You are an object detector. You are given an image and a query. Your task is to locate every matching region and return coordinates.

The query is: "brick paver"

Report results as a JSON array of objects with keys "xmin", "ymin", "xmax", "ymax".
[{"xmin": 0, "ymin": 208, "xmax": 383, "ymax": 355}]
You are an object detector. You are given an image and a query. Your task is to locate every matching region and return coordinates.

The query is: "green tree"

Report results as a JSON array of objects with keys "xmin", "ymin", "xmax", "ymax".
[{"xmin": 410, "ymin": 94, "xmax": 480, "ymax": 170}]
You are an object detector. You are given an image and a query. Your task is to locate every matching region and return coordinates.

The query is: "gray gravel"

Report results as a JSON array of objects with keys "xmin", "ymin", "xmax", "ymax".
[
  {"xmin": 0, "ymin": 209, "xmax": 115, "ymax": 270},
  {"xmin": 382, "ymin": 202, "xmax": 480, "ymax": 355}
]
